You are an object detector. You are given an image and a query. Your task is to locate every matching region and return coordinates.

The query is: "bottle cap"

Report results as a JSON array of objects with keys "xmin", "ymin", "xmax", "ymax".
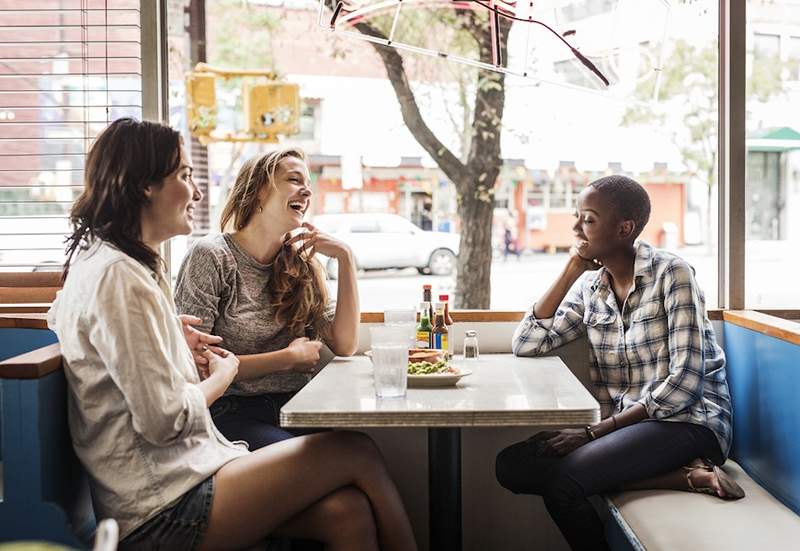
[
  {"xmin": 423, "ymin": 284, "xmax": 432, "ymax": 290},
  {"xmin": 465, "ymin": 330, "xmax": 477, "ymax": 337},
  {"xmin": 439, "ymin": 294, "xmax": 449, "ymax": 301}
]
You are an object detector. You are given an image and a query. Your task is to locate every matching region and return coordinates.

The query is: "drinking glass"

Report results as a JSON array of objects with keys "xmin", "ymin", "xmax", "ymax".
[
  {"xmin": 369, "ymin": 325, "xmax": 410, "ymax": 398},
  {"xmin": 383, "ymin": 307, "xmax": 417, "ymax": 348}
]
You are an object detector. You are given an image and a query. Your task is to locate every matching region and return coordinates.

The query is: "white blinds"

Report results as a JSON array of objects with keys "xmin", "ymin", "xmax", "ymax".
[{"xmin": 0, "ymin": 0, "xmax": 142, "ymax": 271}]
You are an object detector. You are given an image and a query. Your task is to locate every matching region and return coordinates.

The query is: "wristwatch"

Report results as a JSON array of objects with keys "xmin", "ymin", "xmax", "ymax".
[{"xmin": 584, "ymin": 425, "xmax": 597, "ymax": 441}]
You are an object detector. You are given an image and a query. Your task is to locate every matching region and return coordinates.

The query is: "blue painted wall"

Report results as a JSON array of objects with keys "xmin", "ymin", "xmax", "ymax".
[
  {"xmin": 724, "ymin": 322, "xmax": 800, "ymax": 516},
  {"xmin": 0, "ymin": 329, "xmax": 59, "ymax": 461}
]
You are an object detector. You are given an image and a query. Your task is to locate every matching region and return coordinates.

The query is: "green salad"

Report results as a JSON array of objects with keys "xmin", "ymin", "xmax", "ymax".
[{"xmin": 407, "ymin": 359, "xmax": 455, "ymax": 375}]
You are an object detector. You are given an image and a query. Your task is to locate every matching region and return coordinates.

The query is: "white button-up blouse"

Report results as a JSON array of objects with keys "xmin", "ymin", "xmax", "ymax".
[{"xmin": 48, "ymin": 240, "xmax": 247, "ymax": 539}]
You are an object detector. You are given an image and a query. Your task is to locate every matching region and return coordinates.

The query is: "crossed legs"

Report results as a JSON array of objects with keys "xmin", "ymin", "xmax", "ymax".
[
  {"xmin": 495, "ymin": 420, "xmax": 722, "ymax": 551},
  {"xmin": 200, "ymin": 430, "xmax": 417, "ymax": 551}
]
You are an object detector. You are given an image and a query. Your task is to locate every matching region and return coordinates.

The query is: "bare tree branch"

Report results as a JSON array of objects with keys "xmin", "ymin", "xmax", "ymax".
[{"xmin": 351, "ymin": 20, "xmax": 467, "ymax": 187}]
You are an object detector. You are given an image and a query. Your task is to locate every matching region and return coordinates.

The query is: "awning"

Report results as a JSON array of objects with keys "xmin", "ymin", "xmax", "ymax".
[{"xmin": 747, "ymin": 127, "xmax": 800, "ymax": 152}]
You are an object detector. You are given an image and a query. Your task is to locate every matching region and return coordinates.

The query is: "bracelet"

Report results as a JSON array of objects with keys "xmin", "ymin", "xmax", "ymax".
[
  {"xmin": 584, "ymin": 425, "xmax": 596, "ymax": 441},
  {"xmin": 611, "ymin": 414, "xmax": 618, "ymax": 431}
]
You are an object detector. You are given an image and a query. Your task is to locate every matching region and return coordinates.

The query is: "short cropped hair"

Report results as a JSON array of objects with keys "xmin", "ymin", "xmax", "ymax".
[{"xmin": 588, "ymin": 175, "xmax": 651, "ymax": 240}]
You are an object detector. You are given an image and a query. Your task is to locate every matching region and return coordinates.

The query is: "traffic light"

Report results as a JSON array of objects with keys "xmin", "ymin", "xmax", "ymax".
[
  {"xmin": 186, "ymin": 73, "xmax": 217, "ymax": 136},
  {"xmin": 243, "ymin": 82, "xmax": 300, "ymax": 138}
]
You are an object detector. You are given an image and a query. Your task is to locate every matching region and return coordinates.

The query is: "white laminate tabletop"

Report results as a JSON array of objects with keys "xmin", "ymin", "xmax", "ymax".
[{"xmin": 280, "ymin": 354, "xmax": 600, "ymax": 428}]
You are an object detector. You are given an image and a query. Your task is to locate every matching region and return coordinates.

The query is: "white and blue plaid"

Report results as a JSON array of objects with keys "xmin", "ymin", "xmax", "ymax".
[{"xmin": 512, "ymin": 242, "xmax": 732, "ymax": 458}]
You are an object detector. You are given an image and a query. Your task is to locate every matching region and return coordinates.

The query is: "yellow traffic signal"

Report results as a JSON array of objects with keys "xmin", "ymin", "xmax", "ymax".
[
  {"xmin": 244, "ymin": 83, "xmax": 300, "ymax": 138},
  {"xmin": 186, "ymin": 73, "xmax": 217, "ymax": 136}
]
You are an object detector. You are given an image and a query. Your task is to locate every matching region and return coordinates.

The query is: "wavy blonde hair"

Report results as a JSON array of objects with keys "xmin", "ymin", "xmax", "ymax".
[{"xmin": 220, "ymin": 149, "xmax": 330, "ymax": 340}]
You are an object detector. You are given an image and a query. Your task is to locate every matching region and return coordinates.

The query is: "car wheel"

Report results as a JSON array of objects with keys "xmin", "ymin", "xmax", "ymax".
[
  {"xmin": 427, "ymin": 248, "xmax": 456, "ymax": 276},
  {"xmin": 326, "ymin": 258, "xmax": 339, "ymax": 280}
]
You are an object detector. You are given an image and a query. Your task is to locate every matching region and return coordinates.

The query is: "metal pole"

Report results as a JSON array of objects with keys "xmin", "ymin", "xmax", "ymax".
[{"xmin": 428, "ymin": 427, "xmax": 462, "ymax": 551}]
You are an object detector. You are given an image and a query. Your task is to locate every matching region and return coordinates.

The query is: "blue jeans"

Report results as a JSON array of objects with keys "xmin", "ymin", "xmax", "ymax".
[
  {"xmin": 119, "ymin": 477, "xmax": 214, "ymax": 551},
  {"xmin": 210, "ymin": 392, "xmax": 324, "ymax": 450},
  {"xmin": 495, "ymin": 420, "xmax": 723, "ymax": 551}
]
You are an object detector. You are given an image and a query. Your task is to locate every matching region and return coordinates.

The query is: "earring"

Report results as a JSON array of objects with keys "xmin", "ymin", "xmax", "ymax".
[{"xmin": 258, "ymin": 205, "xmax": 263, "ymax": 213}]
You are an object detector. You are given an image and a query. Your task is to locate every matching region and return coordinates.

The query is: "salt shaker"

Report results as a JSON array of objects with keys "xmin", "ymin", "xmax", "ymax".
[{"xmin": 463, "ymin": 330, "xmax": 479, "ymax": 360}]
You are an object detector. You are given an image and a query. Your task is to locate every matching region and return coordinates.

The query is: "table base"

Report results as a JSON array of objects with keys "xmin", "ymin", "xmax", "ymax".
[{"xmin": 429, "ymin": 427, "xmax": 461, "ymax": 551}]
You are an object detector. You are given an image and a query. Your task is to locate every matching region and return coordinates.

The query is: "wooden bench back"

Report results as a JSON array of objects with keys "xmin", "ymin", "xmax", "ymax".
[
  {"xmin": 723, "ymin": 311, "xmax": 800, "ymax": 516},
  {"xmin": 0, "ymin": 272, "xmax": 62, "ymax": 307}
]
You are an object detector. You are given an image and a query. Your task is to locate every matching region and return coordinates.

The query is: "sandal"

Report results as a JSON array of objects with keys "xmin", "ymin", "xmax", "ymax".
[{"xmin": 684, "ymin": 459, "xmax": 746, "ymax": 500}]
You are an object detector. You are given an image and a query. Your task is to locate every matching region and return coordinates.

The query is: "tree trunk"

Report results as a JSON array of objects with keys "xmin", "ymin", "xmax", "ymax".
[
  {"xmin": 351, "ymin": 13, "xmax": 510, "ymax": 308},
  {"xmin": 454, "ymin": 179, "xmax": 495, "ymax": 308}
]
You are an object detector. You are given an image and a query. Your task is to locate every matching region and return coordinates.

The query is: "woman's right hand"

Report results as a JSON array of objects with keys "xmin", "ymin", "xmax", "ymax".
[
  {"xmin": 568, "ymin": 241, "xmax": 602, "ymax": 273},
  {"xmin": 203, "ymin": 347, "xmax": 239, "ymax": 385},
  {"xmin": 287, "ymin": 337, "xmax": 322, "ymax": 373}
]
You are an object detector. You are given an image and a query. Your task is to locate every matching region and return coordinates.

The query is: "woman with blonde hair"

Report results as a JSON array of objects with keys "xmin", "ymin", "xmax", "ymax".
[{"xmin": 175, "ymin": 148, "xmax": 359, "ymax": 450}]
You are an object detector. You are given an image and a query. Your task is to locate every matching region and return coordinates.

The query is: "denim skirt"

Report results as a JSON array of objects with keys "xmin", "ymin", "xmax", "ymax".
[{"xmin": 118, "ymin": 476, "xmax": 214, "ymax": 551}]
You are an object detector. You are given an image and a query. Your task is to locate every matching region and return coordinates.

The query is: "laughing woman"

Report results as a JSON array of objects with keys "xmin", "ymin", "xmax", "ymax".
[
  {"xmin": 495, "ymin": 175, "xmax": 743, "ymax": 551},
  {"xmin": 174, "ymin": 149, "xmax": 358, "ymax": 450},
  {"xmin": 48, "ymin": 119, "xmax": 415, "ymax": 551}
]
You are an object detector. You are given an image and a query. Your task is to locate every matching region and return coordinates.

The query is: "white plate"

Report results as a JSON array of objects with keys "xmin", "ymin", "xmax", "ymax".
[
  {"xmin": 407, "ymin": 369, "xmax": 472, "ymax": 388},
  {"xmin": 364, "ymin": 351, "xmax": 468, "ymax": 387}
]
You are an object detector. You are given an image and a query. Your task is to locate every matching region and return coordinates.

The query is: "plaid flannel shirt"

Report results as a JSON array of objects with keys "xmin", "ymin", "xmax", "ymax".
[{"xmin": 512, "ymin": 242, "xmax": 732, "ymax": 458}]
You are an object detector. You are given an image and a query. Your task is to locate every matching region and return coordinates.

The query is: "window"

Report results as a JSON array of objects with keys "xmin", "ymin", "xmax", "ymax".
[
  {"xmin": 296, "ymin": 98, "xmax": 320, "ymax": 141},
  {"xmin": 349, "ymin": 220, "xmax": 379, "ymax": 233},
  {"xmin": 166, "ymin": 0, "xmax": 720, "ymax": 310},
  {"xmin": 753, "ymin": 32, "xmax": 781, "ymax": 59},
  {"xmin": 0, "ymin": 1, "xmax": 142, "ymax": 272},
  {"xmin": 746, "ymin": 1, "xmax": 800, "ymax": 308},
  {"xmin": 789, "ymin": 36, "xmax": 800, "ymax": 81}
]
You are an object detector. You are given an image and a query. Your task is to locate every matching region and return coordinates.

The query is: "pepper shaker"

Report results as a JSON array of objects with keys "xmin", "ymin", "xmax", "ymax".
[{"xmin": 463, "ymin": 330, "xmax": 479, "ymax": 360}]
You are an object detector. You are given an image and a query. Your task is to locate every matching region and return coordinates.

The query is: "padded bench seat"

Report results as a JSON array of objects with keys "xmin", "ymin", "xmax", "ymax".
[{"xmin": 604, "ymin": 459, "xmax": 800, "ymax": 550}]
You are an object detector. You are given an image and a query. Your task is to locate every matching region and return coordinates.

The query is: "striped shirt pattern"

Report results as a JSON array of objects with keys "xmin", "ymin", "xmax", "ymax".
[{"xmin": 512, "ymin": 242, "xmax": 732, "ymax": 457}]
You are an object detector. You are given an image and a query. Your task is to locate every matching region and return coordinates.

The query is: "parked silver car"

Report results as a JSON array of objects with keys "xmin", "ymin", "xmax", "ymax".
[{"xmin": 311, "ymin": 213, "xmax": 460, "ymax": 278}]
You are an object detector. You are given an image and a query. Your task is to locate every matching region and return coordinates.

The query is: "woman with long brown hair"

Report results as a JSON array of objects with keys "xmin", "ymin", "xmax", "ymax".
[
  {"xmin": 175, "ymin": 148, "xmax": 359, "ymax": 450},
  {"xmin": 48, "ymin": 118, "xmax": 415, "ymax": 550}
]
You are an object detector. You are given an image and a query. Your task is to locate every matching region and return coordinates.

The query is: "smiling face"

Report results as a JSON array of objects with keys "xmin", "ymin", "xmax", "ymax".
[
  {"xmin": 572, "ymin": 186, "xmax": 633, "ymax": 261},
  {"xmin": 259, "ymin": 155, "xmax": 312, "ymax": 233},
  {"xmin": 142, "ymin": 147, "xmax": 200, "ymax": 243}
]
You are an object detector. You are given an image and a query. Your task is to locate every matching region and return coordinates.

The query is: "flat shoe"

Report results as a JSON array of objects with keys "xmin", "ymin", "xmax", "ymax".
[
  {"xmin": 684, "ymin": 461, "xmax": 746, "ymax": 501},
  {"xmin": 713, "ymin": 465, "xmax": 746, "ymax": 500}
]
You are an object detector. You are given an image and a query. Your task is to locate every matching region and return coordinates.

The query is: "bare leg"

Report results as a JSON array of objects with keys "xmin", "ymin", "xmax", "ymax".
[
  {"xmin": 198, "ymin": 431, "xmax": 416, "ymax": 551},
  {"xmin": 273, "ymin": 486, "xmax": 378, "ymax": 551}
]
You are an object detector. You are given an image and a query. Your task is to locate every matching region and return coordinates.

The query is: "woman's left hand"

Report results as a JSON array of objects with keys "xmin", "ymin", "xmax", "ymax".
[
  {"xmin": 284, "ymin": 222, "xmax": 352, "ymax": 260},
  {"xmin": 178, "ymin": 314, "xmax": 226, "ymax": 374},
  {"xmin": 538, "ymin": 428, "xmax": 592, "ymax": 457}
]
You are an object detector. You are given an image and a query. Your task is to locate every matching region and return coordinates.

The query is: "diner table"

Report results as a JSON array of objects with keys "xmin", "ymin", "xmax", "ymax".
[{"xmin": 281, "ymin": 353, "xmax": 600, "ymax": 551}]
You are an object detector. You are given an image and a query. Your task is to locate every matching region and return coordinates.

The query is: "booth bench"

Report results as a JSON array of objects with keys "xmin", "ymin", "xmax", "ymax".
[{"xmin": 603, "ymin": 311, "xmax": 800, "ymax": 550}]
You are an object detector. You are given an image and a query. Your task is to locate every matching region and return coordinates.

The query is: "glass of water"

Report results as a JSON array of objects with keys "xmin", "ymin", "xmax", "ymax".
[
  {"xmin": 369, "ymin": 325, "xmax": 410, "ymax": 398},
  {"xmin": 383, "ymin": 307, "xmax": 417, "ymax": 348}
]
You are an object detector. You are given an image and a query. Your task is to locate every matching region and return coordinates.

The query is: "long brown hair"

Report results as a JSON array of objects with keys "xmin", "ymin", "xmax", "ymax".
[
  {"xmin": 63, "ymin": 118, "xmax": 182, "ymax": 280},
  {"xmin": 220, "ymin": 149, "xmax": 330, "ymax": 339}
]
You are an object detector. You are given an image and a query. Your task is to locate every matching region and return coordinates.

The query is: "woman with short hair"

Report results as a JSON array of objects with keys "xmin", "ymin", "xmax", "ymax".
[
  {"xmin": 496, "ymin": 175, "xmax": 743, "ymax": 551},
  {"xmin": 49, "ymin": 118, "xmax": 416, "ymax": 551}
]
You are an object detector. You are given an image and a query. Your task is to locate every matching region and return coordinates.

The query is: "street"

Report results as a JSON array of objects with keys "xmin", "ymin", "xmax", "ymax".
[{"xmin": 330, "ymin": 243, "xmax": 798, "ymax": 312}]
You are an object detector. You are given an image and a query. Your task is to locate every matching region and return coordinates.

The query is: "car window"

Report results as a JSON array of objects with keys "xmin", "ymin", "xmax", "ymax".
[
  {"xmin": 378, "ymin": 216, "xmax": 414, "ymax": 234},
  {"xmin": 312, "ymin": 217, "xmax": 341, "ymax": 233},
  {"xmin": 349, "ymin": 220, "xmax": 380, "ymax": 233}
]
